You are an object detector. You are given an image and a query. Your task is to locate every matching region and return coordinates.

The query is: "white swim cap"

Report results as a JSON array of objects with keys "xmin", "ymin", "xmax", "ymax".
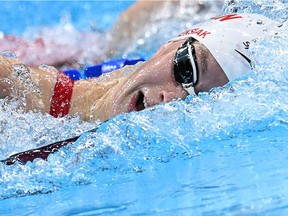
[{"xmin": 170, "ymin": 13, "xmax": 278, "ymax": 81}]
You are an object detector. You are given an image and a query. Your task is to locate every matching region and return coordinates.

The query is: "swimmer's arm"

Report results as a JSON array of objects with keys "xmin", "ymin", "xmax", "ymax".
[
  {"xmin": 105, "ymin": 0, "xmax": 180, "ymax": 57},
  {"xmin": 0, "ymin": 56, "xmax": 116, "ymax": 121},
  {"xmin": 0, "ymin": 56, "xmax": 84, "ymax": 114}
]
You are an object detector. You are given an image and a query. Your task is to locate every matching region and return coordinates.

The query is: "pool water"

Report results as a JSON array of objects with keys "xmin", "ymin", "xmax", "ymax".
[
  {"xmin": 0, "ymin": 1, "xmax": 134, "ymax": 36},
  {"xmin": 1, "ymin": 0, "xmax": 288, "ymax": 215}
]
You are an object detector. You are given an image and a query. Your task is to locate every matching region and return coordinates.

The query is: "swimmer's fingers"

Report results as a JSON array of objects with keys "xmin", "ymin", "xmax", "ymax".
[
  {"xmin": 0, "ymin": 77, "xmax": 14, "ymax": 98},
  {"xmin": 0, "ymin": 55, "xmax": 28, "ymax": 98},
  {"xmin": 0, "ymin": 64, "xmax": 16, "ymax": 99},
  {"xmin": 0, "ymin": 55, "xmax": 22, "ymax": 79}
]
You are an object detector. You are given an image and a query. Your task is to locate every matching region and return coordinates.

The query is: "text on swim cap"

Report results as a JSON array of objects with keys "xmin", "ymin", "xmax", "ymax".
[
  {"xmin": 179, "ymin": 28, "xmax": 211, "ymax": 39},
  {"xmin": 243, "ymin": 41, "xmax": 250, "ymax": 49},
  {"xmin": 178, "ymin": 14, "xmax": 244, "ymax": 39},
  {"xmin": 212, "ymin": 14, "xmax": 243, "ymax": 22}
]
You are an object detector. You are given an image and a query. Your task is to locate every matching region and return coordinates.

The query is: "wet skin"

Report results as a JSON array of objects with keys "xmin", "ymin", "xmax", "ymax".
[
  {"xmin": 103, "ymin": 38, "xmax": 229, "ymax": 120},
  {"xmin": 0, "ymin": 38, "xmax": 229, "ymax": 122}
]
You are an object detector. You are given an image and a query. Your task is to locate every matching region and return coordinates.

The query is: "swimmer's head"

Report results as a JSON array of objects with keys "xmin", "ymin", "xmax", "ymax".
[
  {"xmin": 101, "ymin": 14, "xmax": 278, "ymax": 120},
  {"xmin": 171, "ymin": 13, "xmax": 278, "ymax": 84}
]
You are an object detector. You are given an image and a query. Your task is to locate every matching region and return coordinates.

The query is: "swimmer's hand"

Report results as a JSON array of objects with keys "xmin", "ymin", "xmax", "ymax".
[
  {"xmin": 0, "ymin": 55, "xmax": 21, "ymax": 98},
  {"xmin": 0, "ymin": 55, "xmax": 58, "ymax": 113},
  {"xmin": 0, "ymin": 55, "xmax": 38, "ymax": 99}
]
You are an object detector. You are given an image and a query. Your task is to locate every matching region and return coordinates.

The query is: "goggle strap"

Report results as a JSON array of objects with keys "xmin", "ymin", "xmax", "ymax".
[
  {"xmin": 187, "ymin": 41, "xmax": 198, "ymax": 84},
  {"xmin": 183, "ymin": 85, "xmax": 196, "ymax": 95}
]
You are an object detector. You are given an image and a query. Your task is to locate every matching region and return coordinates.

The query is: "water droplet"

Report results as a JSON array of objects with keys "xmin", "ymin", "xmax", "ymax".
[
  {"xmin": 257, "ymin": 20, "xmax": 263, "ymax": 25},
  {"xmin": 12, "ymin": 64, "xmax": 41, "ymax": 94},
  {"xmin": 1, "ymin": 51, "xmax": 17, "ymax": 59},
  {"xmin": 12, "ymin": 64, "xmax": 29, "ymax": 78},
  {"xmin": 137, "ymin": 38, "xmax": 145, "ymax": 45},
  {"xmin": 38, "ymin": 64, "xmax": 50, "ymax": 71},
  {"xmin": 277, "ymin": 23, "xmax": 283, "ymax": 28},
  {"xmin": 38, "ymin": 64, "xmax": 58, "ymax": 75}
]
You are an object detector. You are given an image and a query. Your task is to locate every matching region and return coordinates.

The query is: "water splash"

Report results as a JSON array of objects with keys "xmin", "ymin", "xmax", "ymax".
[
  {"xmin": 0, "ymin": 0, "xmax": 288, "ymax": 202},
  {"xmin": 1, "ymin": 29, "xmax": 288, "ymax": 199},
  {"xmin": 223, "ymin": 0, "xmax": 288, "ymax": 24}
]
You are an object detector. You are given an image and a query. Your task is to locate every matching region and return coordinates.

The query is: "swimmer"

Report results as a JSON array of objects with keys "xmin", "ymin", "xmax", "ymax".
[{"xmin": 0, "ymin": 13, "xmax": 279, "ymax": 122}]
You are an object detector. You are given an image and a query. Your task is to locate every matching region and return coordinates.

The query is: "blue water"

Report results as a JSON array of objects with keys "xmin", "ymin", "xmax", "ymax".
[
  {"xmin": 1, "ymin": 0, "xmax": 288, "ymax": 215},
  {"xmin": 0, "ymin": 1, "xmax": 133, "ymax": 36}
]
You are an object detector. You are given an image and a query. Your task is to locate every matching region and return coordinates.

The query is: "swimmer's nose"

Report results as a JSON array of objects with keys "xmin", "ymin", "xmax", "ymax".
[{"xmin": 160, "ymin": 89, "xmax": 188, "ymax": 103}]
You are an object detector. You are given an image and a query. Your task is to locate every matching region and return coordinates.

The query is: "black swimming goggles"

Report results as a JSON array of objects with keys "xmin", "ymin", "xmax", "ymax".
[{"xmin": 173, "ymin": 37, "xmax": 198, "ymax": 95}]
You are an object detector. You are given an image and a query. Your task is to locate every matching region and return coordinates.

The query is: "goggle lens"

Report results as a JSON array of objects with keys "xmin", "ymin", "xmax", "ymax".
[{"xmin": 173, "ymin": 38, "xmax": 198, "ymax": 94}]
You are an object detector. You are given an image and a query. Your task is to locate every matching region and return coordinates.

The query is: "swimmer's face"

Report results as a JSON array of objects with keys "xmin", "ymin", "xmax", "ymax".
[{"xmin": 105, "ymin": 39, "xmax": 228, "ymax": 119}]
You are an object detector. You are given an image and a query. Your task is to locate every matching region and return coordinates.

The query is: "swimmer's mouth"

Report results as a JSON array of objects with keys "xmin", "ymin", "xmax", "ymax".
[
  {"xmin": 129, "ymin": 91, "xmax": 146, "ymax": 112},
  {"xmin": 136, "ymin": 91, "xmax": 145, "ymax": 111}
]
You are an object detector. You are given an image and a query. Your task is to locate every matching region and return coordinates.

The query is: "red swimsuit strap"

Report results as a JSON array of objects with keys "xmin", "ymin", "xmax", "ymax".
[{"xmin": 49, "ymin": 72, "xmax": 74, "ymax": 117}]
